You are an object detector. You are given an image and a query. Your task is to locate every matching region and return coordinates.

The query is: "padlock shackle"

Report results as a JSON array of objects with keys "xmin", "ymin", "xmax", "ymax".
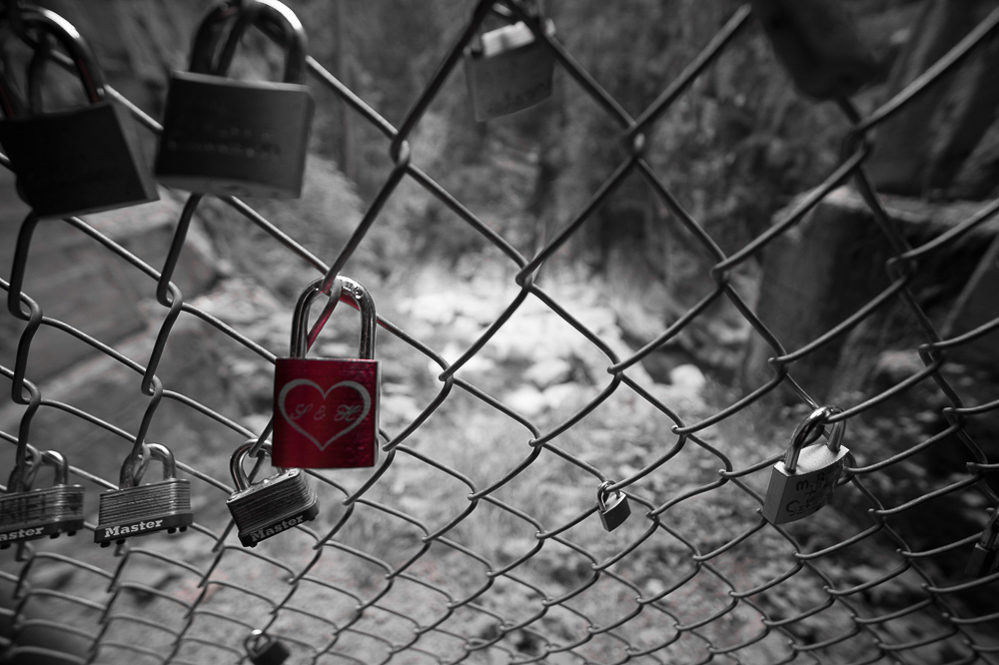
[
  {"xmin": 231, "ymin": 439, "xmax": 286, "ymax": 491},
  {"xmin": 189, "ymin": 0, "xmax": 308, "ymax": 83},
  {"xmin": 118, "ymin": 442, "xmax": 178, "ymax": 488},
  {"xmin": 289, "ymin": 276, "xmax": 376, "ymax": 360},
  {"xmin": 1, "ymin": 6, "xmax": 106, "ymax": 114},
  {"xmin": 783, "ymin": 405, "xmax": 845, "ymax": 473},
  {"xmin": 6, "ymin": 444, "xmax": 41, "ymax": 493}
]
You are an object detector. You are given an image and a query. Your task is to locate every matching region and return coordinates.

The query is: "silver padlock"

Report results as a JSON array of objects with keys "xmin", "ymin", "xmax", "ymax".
[
  {"xmin": 597, "ymin": 481, "xmax": 631, "ymax": 532},
  {"xmin": 464, "ymin": 10, "xmax": 556, "ymax": 121},
  {"xmin": 245, "ymin": 629, "xmax": 290, "ymax": 665},
  {"xmin": 761, "ymin": 406, "xmax": 849, "ymax": 524},
  {"xmin": 95, "ymin": 443, "xmax": 193, "ymax": 546},
  {"xmin": 226, "ymin": 440, "xmax": 319, "ymax": 547},
  {"xmin": 1, "ymin": 448, "xmax": 84, "ymax": 548},
  {"xmin": 966, "ymin": 512, "xmax": 999, "ymax": 578}
]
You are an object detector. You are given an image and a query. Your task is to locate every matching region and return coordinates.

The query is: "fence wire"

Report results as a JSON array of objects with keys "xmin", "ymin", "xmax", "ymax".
[{"xmin": 2, "ymin": 1, "xmax": 999, "ymax": 664}]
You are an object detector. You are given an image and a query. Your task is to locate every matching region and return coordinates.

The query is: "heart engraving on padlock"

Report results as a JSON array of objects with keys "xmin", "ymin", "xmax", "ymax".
[{"xmin": 277, "ymin": 378, "xmax": 372, "ymax": 451}]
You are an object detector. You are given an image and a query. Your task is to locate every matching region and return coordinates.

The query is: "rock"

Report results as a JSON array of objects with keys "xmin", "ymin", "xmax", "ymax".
[{"xmin": 669, "ymin": 364, "xmax": 707, "ymax": 394}]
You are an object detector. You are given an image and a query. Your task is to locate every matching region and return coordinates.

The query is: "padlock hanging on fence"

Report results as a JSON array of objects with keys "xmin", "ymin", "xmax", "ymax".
[
  {"xmin": 464, "ymin": 1, "xmax": 557, "ymax": 121},
  {"xmin": 94, "ymin": 442, "xmax": 193, "ymax": 547},
  {"xmin": 226, "ymin": 440, "xmax": 319, "ymax": 547},
  {"xmin": 154, "ymin": 0, "xmax": 314, "ymax": 198},
  {"xmin": 761, "ymin": 406, "xmax": 850, "ymax": 524},
  {"xmin": 245, "ymin": 628, "xmax": 291, "ymax": 665},
  {"xmin": 596, "ymin": 481, "xmax": 631, "ymax": 532},
  {"xmin": 0, "ymin": 6, "xmax": 159, "ymax": 218},
  {"xmin": 272, "ymin": 276, "xmax": 380, "ymax": 469},
  {"xmin": 0, "ymin": 447, "xmax": 84, "ymax": 548},
  {"xmin": 966, "ymin": 510, "xmax": 999, "ymax": 578}
]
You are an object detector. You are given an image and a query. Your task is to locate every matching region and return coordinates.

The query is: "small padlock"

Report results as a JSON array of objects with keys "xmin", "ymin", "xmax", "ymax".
[
  {"xmin": 597, "ymin": 481, "xmax": 631, "ymax": 532},
  {"xmin": 95, "ymin": 443, "xmax": 193, "ymax": 546},
  {"xmin": 0, "ymin": 7, "xmax": 158, "ymax": 218},
  {"xmin": 761, "ymin": 406, "xmax": 849, "ymax": 524},
  {"xmin": 966, "ymin": 512, "xmax": 999, "ymax": 577},
  {"xmin": 0, "ymin": 448, "xmax": 84, "ymax": 548},
  {"xmin": 226, "ymin": 440, "xmax": 319, "ymax": 547},
  {"xmin": 464, "ymin": 7, "xmax": 556, "ymax": 121},
  {"xmin": 272, "ymin": 276, "xmax": 380, "ymax": 469},
  {"xmin": 245, "ymin": 629, "xmax": 290, "ymax": 665},
  {"xmin": 155, "ymin": 0, "xmax": 314, "ymax": 198}
]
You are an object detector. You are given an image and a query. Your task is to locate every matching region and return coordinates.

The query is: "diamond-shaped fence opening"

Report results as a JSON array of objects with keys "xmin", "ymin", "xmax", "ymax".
[{"xmin": 1, "ymin": 1, "xmax": 999, "ymax": 664}]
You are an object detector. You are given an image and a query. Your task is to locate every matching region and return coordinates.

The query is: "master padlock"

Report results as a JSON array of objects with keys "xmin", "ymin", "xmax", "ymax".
[
  {"xmin": 95, "ymin": 443, "xmax": 194, "ymax": 546},
  {"xmin": 0, "ymin": 448, "xmax": 84, "ymax": 548},
  {"xmin": 155, "ymin": 0, "xmax": 314, "ymax": 198},
  {"xmin": 245, "ymin": 629, "xmax": 290, "ymax": 665},
  {"xmin": 226, "ymin": 441, "xmax": 319, "ymax": 547},
  {"xmin": 762, "ymin": 406, "xmax": 849, "ymax": 524},
  {"xmin": 272, "ymin": 277, "xmax": 380, "ymax": 469},
  {"xmin": 0, "ymin": 7, "xmax": 158, "ymax": 218},
  {"xmin": 597, "ymin": 481, "xmax": 631, "ymax": 532},
  {"xmin": 464, "ymin": 5, "xmax": 556, "ymax": 121}
]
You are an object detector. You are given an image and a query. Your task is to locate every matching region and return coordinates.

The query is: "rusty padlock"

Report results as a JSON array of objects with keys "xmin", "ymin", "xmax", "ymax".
[
  {"xmin": 761, "ymin": 406, "xmax": 849, "ymax": 524},
  {"xmin": 273, "ymin": 276, "xmax": 380, "ymax": 468},
  {"xmin": 155, "ymin": 0, "xmax": 314, "ymax": 198},
  {"xmin": 0, "ymin": 6, "xmax": 158, "ymax": 217},
  {"xmin": 464, "ymin": 4, "xmax": 556, "ymax": 121}
]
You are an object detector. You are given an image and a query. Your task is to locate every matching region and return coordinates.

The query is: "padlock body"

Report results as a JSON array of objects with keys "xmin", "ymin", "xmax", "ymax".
[
  {"xmin": 598, "ymin": 491, "xmax": 631, "ymax": 532},
  {"xmin": 94, "ymin": 478, "xmax": 193, "ymax": 545},
  {"xmin": 272, "ymin": 358, "xmax": 380, "ymax": 468},
  {"xmin": 249, "ymin": 637, "xmax": 291, "ymax": 665},
  {"xmin": 155, "ymin": 72, "xmax": 314, "ymax": 198},
  {"xmin": 0, "ymin": 101, "xmax": 159, "ymax": 218},
  {"xmin": 0, "ymin": 485, "xmax": 84, "ymax": 547},
  {"xmin": 761, "ymin": 444, "xmax": 849, "ymax": 524},
  {"xmin": 464, "ymin": 21, "xmax": 555, "ymax": 121},
  {"xmin": 227, "ymin": 469, "xmax": 319, "ymax": 547}
]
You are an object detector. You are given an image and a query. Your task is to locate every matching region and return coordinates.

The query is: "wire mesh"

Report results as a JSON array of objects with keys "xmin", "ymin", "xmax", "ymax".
[{"xmin": 1, "ymin": 1, "xmax": 999, "ymax": 664}]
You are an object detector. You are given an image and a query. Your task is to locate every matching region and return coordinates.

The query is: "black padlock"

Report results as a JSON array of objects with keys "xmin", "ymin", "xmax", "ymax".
[
  {"xmin": 464, "ymin": 7, "xmax": 556, "ymax": 121},
  {"xmin": 0, "ymin": 448, "xmax": 84, "ymax": 548},
  {"xmin": 245, "ymin": 629, "xmax": 290, "ymax": 665},
  {"xmin": 95, "ymin": 443, "xmax": 193, "ymax": 546},
  {"xmin": 597, "ymin": 481, "xmax": 631, "ymax": 532},
  {"xmin": 966, "ymin": 512, "xmax": 999, "ymax": 578},
  {"xmin": 0, "ymin": 7, "xmax": 158, "ymax": 218},
  {"xmin": 226, "ymin": 440, "xmax": 319, "ymax": 547},
  {"xmin": 155, "ymin": 0, "xmax": 314, "ymax": 198}
]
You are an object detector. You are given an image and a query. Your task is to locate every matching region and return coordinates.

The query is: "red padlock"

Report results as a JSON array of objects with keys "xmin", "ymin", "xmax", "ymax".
[{"xmin": 272, "ymin": 277, "xmax": 379, "ymax": 468}]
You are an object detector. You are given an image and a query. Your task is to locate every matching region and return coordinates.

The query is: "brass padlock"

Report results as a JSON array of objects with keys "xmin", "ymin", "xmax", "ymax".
[
  {"xmin": 155, "ymin": 0, "xmax": 314, "ymax": 198},
  {"xmin": 0, "ymin": 448, "xmax": 84, "ymax": 548},
  {"xmin": 0, "ymin": 7, "xmax": 158, "ymax": 218},
  {"xmin": 596, "ymin": 481, "xmax": 631, "ymax": 532},
  {"xmin": 95, "ymin": 443, "xmax": 193, "ymax": 546},
  {"xmin": 761, "ymin": 406, "xmax": 849, "ymax": 524},
  {"xmin": 464, "ymin": 7, "xmax": 556, "ymax": 121}
]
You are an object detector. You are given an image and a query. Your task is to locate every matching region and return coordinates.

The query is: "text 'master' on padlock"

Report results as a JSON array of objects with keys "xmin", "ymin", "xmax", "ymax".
[
  {"xmin": 155, "ymin": 0, "xmax": 314, "ymax": 198},
  {"xmin": 761, "ymin": 406, "xmax": 849, "ymax": 525},
  {"xmin": 95, "ymin": 443, "xmax": 193, "ymax": 547},
  {"xmin": 226, "ymin": 440, "xmax": 319, "ymax": 547},
  {"xmin": 272, "ymin": 276, "xmax": 380, "ymax": 469},
  {"xmin": 0, "ymin": 6, "xmax": 158, "ymax": 218}
]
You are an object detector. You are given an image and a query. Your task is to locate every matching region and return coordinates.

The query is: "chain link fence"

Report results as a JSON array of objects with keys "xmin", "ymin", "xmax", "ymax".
[{"xmin": 2, "ymin": 1, "xmax": 999, "ymax": 664}]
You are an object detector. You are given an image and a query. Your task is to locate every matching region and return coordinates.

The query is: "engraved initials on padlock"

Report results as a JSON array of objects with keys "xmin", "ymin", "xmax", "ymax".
[
  {"xmin": 0, "ymin": 448, "xmax": 84, "ymax": 548},
  {"xmin": 155, "ymin": 0, "xmax": 314, "ymax": 198},
  {"xmin": 245, "ymin": 629, "xmax": 290, "ymax": 665},
  {"xmin": 597, "ymin": 481, "xmax": 631, "ymax": 532},
  {"xmin": 464, "ymin": 10, "xmax": 556, "ymax": 121},
  {"xmin": 761, "ymin": 406, "xmax": 849, "ymax": 524},
  {"xmin": 273, "ymin": 277, "xmax": 380, "ymax": 469},
  {"xmin": 966, "ymin": 512, "xmax": 999, "ymax": 578},
  {"xmin": 0, "ymin": 7, "xmax": 158, "ymax": 218},
  {"xmin": 95, "ymin": 443, "xmax": 193, "ymax": 546},
  {"xmin": 226, "ymin": 441, "xmax": 319, "ymax": 547}
]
